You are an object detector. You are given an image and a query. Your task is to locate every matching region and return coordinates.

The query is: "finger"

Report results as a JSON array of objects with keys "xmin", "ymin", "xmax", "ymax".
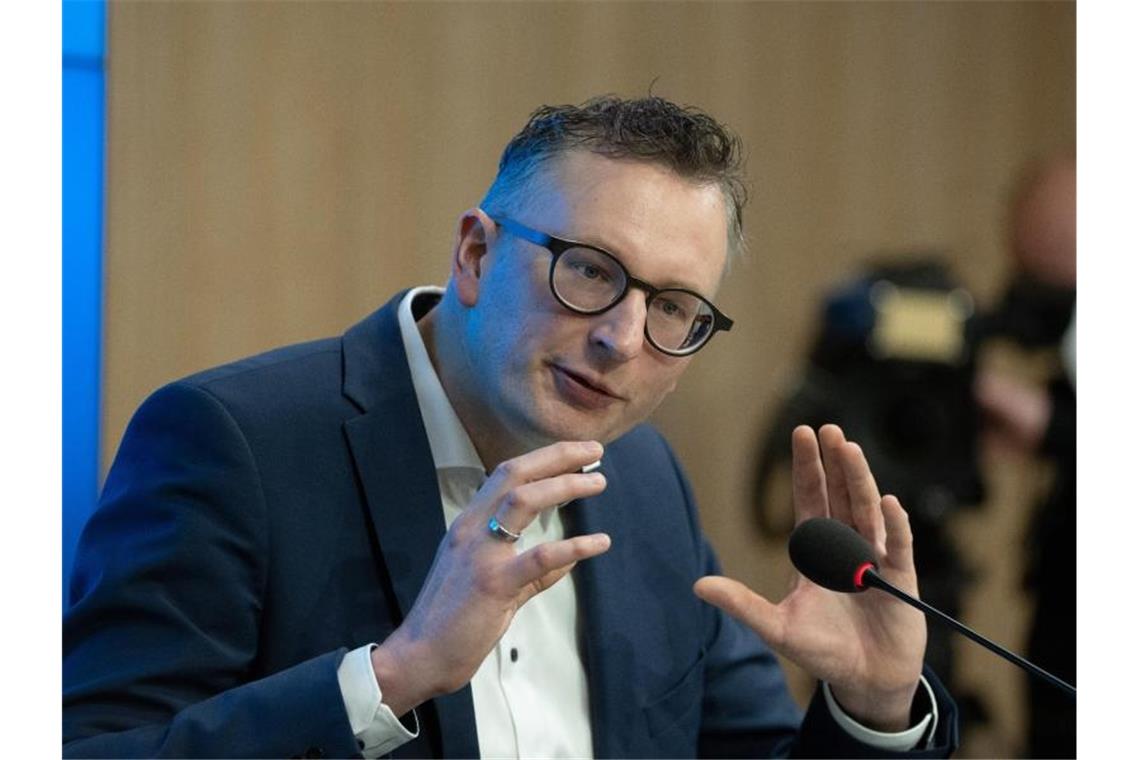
[
  {"xmin": 518, "ymin": 563, "xmax": 577, "ymax": 605},
  {"xmin": 491, "ymin": 471, "xmax": 607, "ymax": 536},
  {"xmin": 479, "ymin": 440, "xmax": 605, "ymax": 507},
  {"xmin": 791, "ymin": 425, "xmax": 829, "ymax": 523},
  {"xmin": 693, "ymin": 576, "xmax": 787, "ymax": 650},
  {"xmin": 840, "ymin": 442, "xmax": 886, "ymax": 554},
  {"xmin": 819, "ymin": 425, "xmax": 852, "ymax": 524},
  {"xmin": 508, "ymin": 533, "xmax": 611, "ymax": 590},
  {"xmin": 881, "ymin": 495, "xmax": 918, "ymax": 594}
]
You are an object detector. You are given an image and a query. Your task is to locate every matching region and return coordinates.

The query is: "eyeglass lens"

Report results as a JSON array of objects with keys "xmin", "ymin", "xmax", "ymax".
[{"xmin": 552, "ymin": 246, "xmax": 716, "ymax": 353}]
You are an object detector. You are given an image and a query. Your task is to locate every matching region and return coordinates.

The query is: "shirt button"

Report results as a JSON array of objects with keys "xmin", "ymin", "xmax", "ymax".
[{"xmin": 510, "ymin": 647, "xmax": 519, "ymax": 663}]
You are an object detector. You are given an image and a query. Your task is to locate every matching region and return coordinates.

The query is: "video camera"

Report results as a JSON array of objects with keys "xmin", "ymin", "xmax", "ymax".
[{"xmin": 752, "ymin": 257, "xmax": 985, "ymax": 536}]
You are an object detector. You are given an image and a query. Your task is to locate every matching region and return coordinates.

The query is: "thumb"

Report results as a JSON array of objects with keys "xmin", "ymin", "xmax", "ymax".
[{"xmin": 693, "ymin": 576, "xmax": 786, "ymax": 648}]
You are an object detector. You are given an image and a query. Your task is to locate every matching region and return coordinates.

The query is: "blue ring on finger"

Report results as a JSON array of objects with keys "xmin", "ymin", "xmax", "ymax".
[{"xmin": 488, "ymin": 516, "xmax": 522, "ymax": 543}]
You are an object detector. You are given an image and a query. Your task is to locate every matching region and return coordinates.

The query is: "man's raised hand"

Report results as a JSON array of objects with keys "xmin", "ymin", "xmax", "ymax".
[{"xmin": 694, "ymin": 425, "xmax": 926, "ymax": 731}]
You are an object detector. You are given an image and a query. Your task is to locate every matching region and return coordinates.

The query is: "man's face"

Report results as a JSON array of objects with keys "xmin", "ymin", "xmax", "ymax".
[{"xmin": 454, "ymin": 150, "xmax": 730, "ymax": 455}]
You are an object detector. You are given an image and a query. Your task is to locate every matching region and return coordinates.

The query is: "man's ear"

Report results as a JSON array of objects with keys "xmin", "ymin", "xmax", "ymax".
[{"xmin": 452, "ymin": 208, "xmax": 498, "ymax": 307}]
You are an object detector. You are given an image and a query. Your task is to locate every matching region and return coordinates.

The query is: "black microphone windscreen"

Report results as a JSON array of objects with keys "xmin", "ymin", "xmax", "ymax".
[{"xmin": 789, "ymin": 517, "xmax": 878, "ymax": 592}]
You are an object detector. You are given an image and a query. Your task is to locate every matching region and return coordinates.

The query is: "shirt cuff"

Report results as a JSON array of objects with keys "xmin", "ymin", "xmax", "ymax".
[
  {"xmin": 337, "ymin": 644, "xmax": 420, "ymax": 758},
  {"xmin": 821, "ymin": 676, "xmax": 938, "ymax": 752}
]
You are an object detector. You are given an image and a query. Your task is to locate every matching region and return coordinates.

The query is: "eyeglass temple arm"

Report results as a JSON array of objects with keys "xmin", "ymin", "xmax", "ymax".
[{"xmin": 488, "ymin": 215, "xmax": 551, "ymax": 248}]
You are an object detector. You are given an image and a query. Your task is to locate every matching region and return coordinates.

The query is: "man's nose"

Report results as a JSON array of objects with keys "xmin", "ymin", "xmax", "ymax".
[{"xmin": 588, "ymin": 290, "xmax": 647, "ymax": 362}]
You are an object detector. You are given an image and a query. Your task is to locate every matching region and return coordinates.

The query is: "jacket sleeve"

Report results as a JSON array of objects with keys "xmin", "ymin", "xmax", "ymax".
[{"xmin": 63, "ymin": 382, "xmax": 361, "ymax": 758}]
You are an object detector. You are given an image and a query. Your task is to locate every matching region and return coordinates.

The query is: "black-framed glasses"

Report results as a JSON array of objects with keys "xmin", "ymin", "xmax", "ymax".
[{"xmin": 490, "ymin": 215, "xmax": 733, "ymax": 356}]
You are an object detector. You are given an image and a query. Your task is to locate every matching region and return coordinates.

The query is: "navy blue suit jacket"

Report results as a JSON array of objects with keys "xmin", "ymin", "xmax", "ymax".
[{"xmin": 64, "ymin": 292, "xmax": 958, "ymax": 758}]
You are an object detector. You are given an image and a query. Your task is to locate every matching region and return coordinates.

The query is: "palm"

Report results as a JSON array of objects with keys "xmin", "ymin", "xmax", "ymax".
[
  {"xmin": 694, "ymin": 424, "xmax": 926, "ymax": 729},
  {"xmin": 766, "ymin": 564, "xmax": 923, "ymax": 697}
]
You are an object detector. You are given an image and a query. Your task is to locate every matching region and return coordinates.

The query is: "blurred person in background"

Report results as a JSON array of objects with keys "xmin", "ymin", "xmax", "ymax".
[{"xmin": 975, "ymin": 153, "xmax": 1076, "ymax": 758}]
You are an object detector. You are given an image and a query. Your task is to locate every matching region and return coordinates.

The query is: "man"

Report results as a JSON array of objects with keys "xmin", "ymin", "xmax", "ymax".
[{"xmin": 64, "ymin": 96, "xmax": 958, "ymax": 757}]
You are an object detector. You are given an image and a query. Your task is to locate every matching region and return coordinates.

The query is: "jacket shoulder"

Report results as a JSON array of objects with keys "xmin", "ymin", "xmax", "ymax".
[{"xmin": 178, "ymin": 337, "xmax": 343, "ymax": 394}]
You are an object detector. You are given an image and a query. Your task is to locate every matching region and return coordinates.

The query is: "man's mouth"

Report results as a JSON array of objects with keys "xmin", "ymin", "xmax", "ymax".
[{"xmin": 549, "ymin": 364, "xmax": 623, "ymax": 409}]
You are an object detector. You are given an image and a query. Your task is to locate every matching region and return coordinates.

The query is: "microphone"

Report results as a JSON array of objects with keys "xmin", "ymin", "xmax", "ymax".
[{"xmin": 789, "ymin": 517, "xmax": 1076, "ymax": 700}]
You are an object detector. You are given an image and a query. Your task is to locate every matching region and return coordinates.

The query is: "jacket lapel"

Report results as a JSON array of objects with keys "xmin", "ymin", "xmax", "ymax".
[
  {"xmin": 566, "ymin": 463, "xmax": 642, "ymax": 759},
  {"xmin": 341, "ymin": 293, "xmax": 480, "ymax": 758}
]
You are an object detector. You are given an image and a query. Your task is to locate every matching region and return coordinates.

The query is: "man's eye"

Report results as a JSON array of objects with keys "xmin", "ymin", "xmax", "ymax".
[
  {"xmin": 573, "ymin": 263, "xmax": 606, "ymax": 280},
  {"xmin": 655, "ymin": 298, "xmax": 688, "ymax": 320}
]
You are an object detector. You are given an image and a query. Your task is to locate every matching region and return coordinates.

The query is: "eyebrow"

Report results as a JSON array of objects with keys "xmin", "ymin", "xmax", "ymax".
[
  {"xmin": 496, "ymin": 215, "xmax": 713, "ymax": 298},
  {"xmin": 556, "ymin": 228, "xmax": 711, "ymax": 297}
]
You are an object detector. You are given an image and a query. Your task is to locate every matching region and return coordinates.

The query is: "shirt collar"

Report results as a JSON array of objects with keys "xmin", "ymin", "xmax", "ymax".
[{"xmin": 397, "ymin": 287, "xmax": 485, "ymax": 473}]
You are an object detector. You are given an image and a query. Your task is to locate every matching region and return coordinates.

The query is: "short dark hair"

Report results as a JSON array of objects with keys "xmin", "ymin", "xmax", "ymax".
[{"xmin": 482, "ymin": 95, "xmax": 748, "ymax": 259}]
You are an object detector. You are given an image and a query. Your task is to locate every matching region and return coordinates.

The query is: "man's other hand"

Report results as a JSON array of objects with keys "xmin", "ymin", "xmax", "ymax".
[{"xmin": 370, "ymin": 440, "xmax": 611, "ymax": 717}]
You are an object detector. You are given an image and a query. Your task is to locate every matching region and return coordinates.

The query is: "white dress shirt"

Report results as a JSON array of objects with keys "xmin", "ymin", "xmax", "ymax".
[{"xmin": 334, "ymin": 286, "xmax": 936, "ymax": 757}]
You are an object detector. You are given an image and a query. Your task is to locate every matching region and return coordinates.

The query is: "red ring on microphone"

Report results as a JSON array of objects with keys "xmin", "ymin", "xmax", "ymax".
[{"xmin": 853, "ymin": 561, "xmax": 875, "ymax": 590}]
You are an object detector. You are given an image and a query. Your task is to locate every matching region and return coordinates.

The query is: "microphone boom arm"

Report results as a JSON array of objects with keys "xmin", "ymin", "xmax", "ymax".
[{"xmin": 863, "ymin": 569, "xmax": 1076, "ymax": 700}]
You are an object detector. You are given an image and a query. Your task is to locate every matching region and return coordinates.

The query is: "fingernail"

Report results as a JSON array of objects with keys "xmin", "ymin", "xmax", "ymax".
[{"xmin": 593, "ymin": 533, "xmax": 611, "ymax": 550}]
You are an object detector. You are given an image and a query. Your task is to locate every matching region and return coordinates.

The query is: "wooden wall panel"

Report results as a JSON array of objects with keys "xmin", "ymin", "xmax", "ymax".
[{"xmin": 103, "ymin": 3, "xmax": 1075, "ymax": 755}]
